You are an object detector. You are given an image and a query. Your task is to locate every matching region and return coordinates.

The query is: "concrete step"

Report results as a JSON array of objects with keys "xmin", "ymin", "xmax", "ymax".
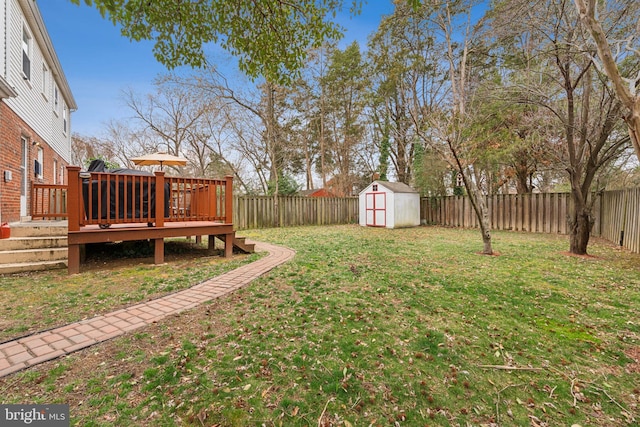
[
  {"xmin": 0, "ymin": 247, "xmax": 68, "ymax": 264},
  {"xmin": 0, "ymin": 260, "xmax": 67, "ymax": 275},
  {"xmin": 0, "ymin": 236, "xmax": 68, "ymax": 251},
  {"xmin": 7, "ymin": 221, "xmax": 68, "ymax": 238}
]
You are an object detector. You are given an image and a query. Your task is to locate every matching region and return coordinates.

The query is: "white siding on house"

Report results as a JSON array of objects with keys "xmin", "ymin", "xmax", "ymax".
[
  {"xmin": 1, "ymin": 0, "xmax": 6, "ymax": 78},
  {"xmin": 3, "ymin": 0, "xmax": 75, "ymax": 163}
]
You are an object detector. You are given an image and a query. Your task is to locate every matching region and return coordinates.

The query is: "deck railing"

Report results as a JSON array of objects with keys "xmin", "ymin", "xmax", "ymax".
[
  {"xmin": 31, "ymin": 183, "xmax": 68, "ymax": 219},
  {"xmin": 64, "ymin": 166, "xmax": 233, "ymax": 231}
]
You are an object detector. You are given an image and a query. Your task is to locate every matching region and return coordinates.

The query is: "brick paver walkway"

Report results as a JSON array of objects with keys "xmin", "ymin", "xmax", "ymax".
[{"xmin": 0, "ymin": 241, "xmax": 294, "ymax": 378}]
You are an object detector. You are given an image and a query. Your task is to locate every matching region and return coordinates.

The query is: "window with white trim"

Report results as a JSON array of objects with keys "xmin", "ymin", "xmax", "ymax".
[
  {"xmin": 22, "ymin": 26, "xmax": 32, "ymax": 80},
  {"xmin": 53, "ymin": 85, "xmax": 59, "ymax": 113},
  {"xmin": 42, "ymin": 64, "xmax": 49, "ymax": 98},
  {"xmin": 53, "ymin": 159, "xmax": 58, "ymax": 184},
  {"xmin": 63, "ymin": 104, "xmax": 67, "ymax": 133},
  {"xmin": 36, "ymin": 147, "xmax": 43, "ymax": 179}
]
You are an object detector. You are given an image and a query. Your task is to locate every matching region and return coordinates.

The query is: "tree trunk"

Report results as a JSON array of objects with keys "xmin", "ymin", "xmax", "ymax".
[
  {"xmin": 569, "ymin": 195, "xmax": 594, "ymax": 255},
  {"xmin": 448, "ymin": 139, "xmax": 493, "ymax": 255},
  {"xmin": 475, "ymin": 192, "xmax": 494, "ymax": 255},
  {"xmin": 574, "ymin": 0, "xmax": 640, "ymax": 160},
  {"xmin": 569, "ymin": 214, "xmax": 593, "ymax": 255},
  {"xmin": 626, "ymin": 113, "xmax": 640, "ymax": 161}
]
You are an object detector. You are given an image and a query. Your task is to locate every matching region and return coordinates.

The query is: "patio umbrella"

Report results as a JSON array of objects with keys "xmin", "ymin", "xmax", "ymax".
[{"xmin": 131, "ymin": 152, "xmax": 187, "ymax": 170}]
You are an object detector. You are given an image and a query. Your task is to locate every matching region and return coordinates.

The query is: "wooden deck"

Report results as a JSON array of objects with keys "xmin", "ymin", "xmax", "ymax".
[{"xmin": 64, "ymin": 166, "xmax": 236, "ymax": 274}]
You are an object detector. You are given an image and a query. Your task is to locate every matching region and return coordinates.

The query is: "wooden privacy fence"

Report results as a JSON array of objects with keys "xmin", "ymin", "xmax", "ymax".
[
  {"xmin": 596, "ymin": 188, "xmax": 640, "ymax": 253},
  {"xmin": 422, "ymin": 193, "xmax": 572, "ymax": 234},
  {"xmin": 233, "ymin": 196, "xmax": 359, "ymax": 229},
  {"xmin": 421, "ymin": 188, "xmax": 640, "ymax": 253}
]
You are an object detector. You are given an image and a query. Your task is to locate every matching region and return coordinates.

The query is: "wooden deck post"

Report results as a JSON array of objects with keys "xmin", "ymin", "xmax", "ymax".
[
  {"xmin": 154, "ymin": 238, "xmax": 164, "ymax": 264},
  {"xmin": 154, "ymin": 171, "xmax": 165, "ymax": 264},
  {"xmin": 67, "ymin": 166, "xmax": 81, "ymax": 274},
  {"xmin": 224, "ymin": 175, "xmax": 234, "ymax": 257},
  {"xmin": 67, "ymin": 166, "xmax": 81, "ymax": 232},
  {"xmin": 224, "ymin": 233, "xmax": 233, "ymax": 257},
  {"xmin": 208, "ymin": 234, "xmax": 215, "ymax": 254},
  {"xmin": 225, "ymin": 175, "xmax": 233, "ymax": 224},
  {"xmin": 154, "ymin": 171, "xmax": 165, "ymax": 227}
]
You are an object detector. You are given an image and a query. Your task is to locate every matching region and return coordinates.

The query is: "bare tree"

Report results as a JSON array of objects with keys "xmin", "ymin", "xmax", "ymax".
[
  {"xmin": 488, "ymin": 0, "xmax": 629, "ymax": 255},
  {"xmin": 574, "ymin": 0, "xmax": 640, "ymax": 160},
  {"xmin": 407, "ymin": 0, "xmax": 495, "ymax": 254},
  {"xmin": 122, "ymin": 77, "xmax": 212, "ymax": 175}
]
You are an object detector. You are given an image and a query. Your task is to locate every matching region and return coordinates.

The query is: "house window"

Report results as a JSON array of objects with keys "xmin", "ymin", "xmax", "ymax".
[
  {"xmin": 22, "ymin": 26, "xmax": 31, "ymax": 80},
  {"xmin": 35, "ymin": 146, "xmax": 43, "ymax": 179},
  {"xmin": 62, "ymin": 105, "xmax": 67, "ymax": 133},
  {"xmin": 373, "ymin": 184, "xmax": 378, "ymax": 191},
  {"xmin": 53, "ymin": 85, "xmax": 59, "ymax": 113},
  {"xmin": 42, "ymin": 64, "xmax": 49, "ymax": 98},
  {"xmin": 60, "ymin": 165, "xmax": 65, "ymax": 185},
  {"xmin": 53, "ymin": 159, "xmax": 58, "ymax": 184}
]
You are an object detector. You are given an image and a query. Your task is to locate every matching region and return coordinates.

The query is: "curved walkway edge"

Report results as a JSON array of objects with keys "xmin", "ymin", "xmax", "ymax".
[{"xmin": 0, "ymin": 241, "xmax": 295, "ymax": 379}]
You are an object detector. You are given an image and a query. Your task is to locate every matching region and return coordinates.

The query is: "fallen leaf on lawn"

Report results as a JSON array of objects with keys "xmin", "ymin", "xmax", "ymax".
[{"xmin": 261, "ymin": 387, "xmax": 272, "ymax": 398}]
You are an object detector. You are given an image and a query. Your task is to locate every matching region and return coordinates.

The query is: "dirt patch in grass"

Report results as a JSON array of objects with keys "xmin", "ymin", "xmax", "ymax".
[
  {"xmin": 476, "ymin": 251, "xmax": 501, "ymax": 256},
  {"xmin": 625, "ymin": 347, "xmax": 640, "ymax": 373},
  {"xmin": 81, "ymin": 239, "xmax": 218, "ymax": 271},
  {"xmin": 560, "ymin": 251, "xmax": 601, "ymax": 260}
]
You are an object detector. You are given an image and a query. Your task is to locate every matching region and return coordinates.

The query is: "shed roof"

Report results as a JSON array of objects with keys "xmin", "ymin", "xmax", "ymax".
[{"xmin": 361, "ymin": 181, "xmax": 418, "ymax": 195}]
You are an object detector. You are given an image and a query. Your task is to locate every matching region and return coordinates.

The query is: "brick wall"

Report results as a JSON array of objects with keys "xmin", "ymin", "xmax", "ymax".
[{"xmin": 0, "ymin": 101, "xmax": 69, "ymax": 223}]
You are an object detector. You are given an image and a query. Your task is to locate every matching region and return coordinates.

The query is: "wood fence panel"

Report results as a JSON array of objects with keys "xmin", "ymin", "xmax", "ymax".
[
  {"xmin": 420, "ymin": 189, "xmax": 640, "ymax": 253},
  {"xmin": 598, "ymin": 191, "xmax": 622, "ymax": 244},
  {"xmin": 233, "ymin": 196, "xmax": 358, "ymax": 230},
  {"xmin": 629, "ymin": 189, "xmax": 640, "ymax": 252},
  {"xmin": 231, "ymin": 190, "xmax": 636, "ymax": 253}
]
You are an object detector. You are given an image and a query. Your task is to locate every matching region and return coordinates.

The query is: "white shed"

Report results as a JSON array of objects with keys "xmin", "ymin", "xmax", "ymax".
[{"xmin": 359, "ymin": 181, "xmax": 420, "ymax": 228}]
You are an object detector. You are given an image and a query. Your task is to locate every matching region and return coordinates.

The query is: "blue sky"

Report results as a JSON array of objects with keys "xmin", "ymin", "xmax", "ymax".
[{"xmin": 38, "ymin": 1, "xmax": 395, "ymax": 137}]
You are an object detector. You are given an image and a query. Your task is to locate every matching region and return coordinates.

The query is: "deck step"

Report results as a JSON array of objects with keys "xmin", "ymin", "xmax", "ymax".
[
  {"xmin": 0, "ymin": 247, "xmax": 68, "ymax": 264},
  {"xmin": 0, "ymin": 221, "xmax": 68, "ymax": 274},
  {"xmin": 232, "ymin": 236, "xmax": 255, "ymax": 254},
  {"xmin": 6, "ymin": 221, "xmax": 68, "ymax": 238},
  {"xmin": 0, "ymin": 236, "xmax": 67, "ymax": 251},
  {"xmin": 0, "ymin": 260, "xmax": 67, "ymax": 275}
]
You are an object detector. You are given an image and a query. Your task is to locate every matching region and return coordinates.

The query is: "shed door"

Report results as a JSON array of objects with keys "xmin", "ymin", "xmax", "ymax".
[{"xmin": 365, "ymin": 192, "xmax": 386, "ymax": 227}]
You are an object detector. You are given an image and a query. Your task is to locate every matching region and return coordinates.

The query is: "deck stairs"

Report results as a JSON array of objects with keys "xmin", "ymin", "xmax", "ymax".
[
  {"xmin": 232, "ymin": 236, "xmax": 256, "ymax": 254},
  {"xmin": 0, "ymin": 221, "xmax": 68, "ymax": 274},
  {"xmin": 212, "ymin": 234, "xmax": 256, "ymax": 254}
]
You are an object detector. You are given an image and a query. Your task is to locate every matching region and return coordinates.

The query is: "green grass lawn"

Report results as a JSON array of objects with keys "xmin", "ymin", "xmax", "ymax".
[
  {"xmin": 1, "ymin": 225, "xmax": 639, "ymax": 426},
  {"xmin": 0, "ymin": 240, "xmax": 261, "ymax": 341}
]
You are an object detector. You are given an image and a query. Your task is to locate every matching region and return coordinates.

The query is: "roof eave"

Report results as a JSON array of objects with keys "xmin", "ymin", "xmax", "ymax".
[{"xmin": 0, "ymin": 75, "xmax": 18, "ymax": 99}]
